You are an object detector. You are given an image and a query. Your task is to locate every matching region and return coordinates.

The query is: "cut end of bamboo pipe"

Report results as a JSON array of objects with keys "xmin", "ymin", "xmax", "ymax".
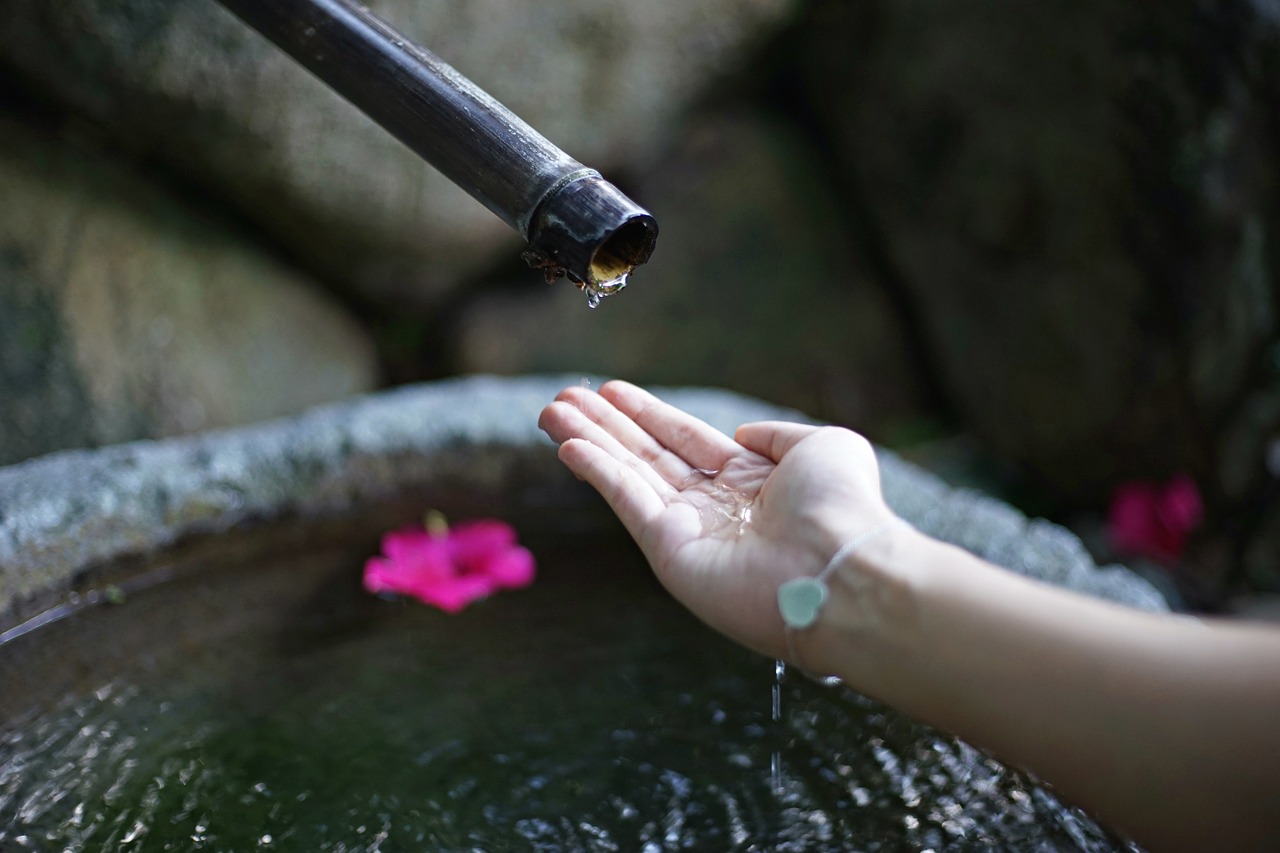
[
  {"xmin": 523, "ymin": 173, "xmax": 659, "ymax": 305},
  {"xmin": 212, "ymin": 0, "xmax": 658, "ymax": 305}
]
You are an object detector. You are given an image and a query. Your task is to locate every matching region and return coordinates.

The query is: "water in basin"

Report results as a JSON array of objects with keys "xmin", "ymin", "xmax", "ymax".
[{"xmin": 0, "ymin": 519, "xmax": 1132, "ymax": 850}]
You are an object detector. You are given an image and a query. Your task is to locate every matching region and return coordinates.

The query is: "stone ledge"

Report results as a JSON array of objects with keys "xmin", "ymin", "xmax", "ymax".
[{"xmin": 0, "ymin": 375, "xmax": 1167, "ymax": 626}]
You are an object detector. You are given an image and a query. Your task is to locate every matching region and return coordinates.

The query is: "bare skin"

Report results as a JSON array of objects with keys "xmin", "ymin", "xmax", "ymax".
[{"xmin": 539, "ymin": 380, "xmax": 1280, "ymax": 853}]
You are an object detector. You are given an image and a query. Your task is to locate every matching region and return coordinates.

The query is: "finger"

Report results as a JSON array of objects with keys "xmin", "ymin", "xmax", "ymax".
[
  {"xmin": 554, "ymin": 386, "xmax": 698, "ymax": 488},
  {"xmin": 599, "ymin": 380, "xmax": 741, "ymax": 472},
  {"xmin": 540, "ymin": 399, "xmax": 676, "ymax": 499},
  {"xmin": 733, "ymin": 421, "xmax": 824, "ymax": 462},
  {"xmin": 556, "ymin": 437, "xmax": 669, "ymax": 544}
]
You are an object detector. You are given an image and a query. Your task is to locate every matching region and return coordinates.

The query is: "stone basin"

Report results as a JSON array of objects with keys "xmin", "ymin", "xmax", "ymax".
[{"xmin": 0, "ymin": 376, "xmax": 1165, "ymax": 848}]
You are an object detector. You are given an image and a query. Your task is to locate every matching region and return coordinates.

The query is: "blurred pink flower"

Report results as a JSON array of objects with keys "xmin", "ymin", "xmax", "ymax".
[
  {"xmin": 1107, "ymin": 474, "xmax": 1203, "ymax": 564},
  {"xmin": 363, "ymin": 517, "xmax": 535, "ymax": 612}
]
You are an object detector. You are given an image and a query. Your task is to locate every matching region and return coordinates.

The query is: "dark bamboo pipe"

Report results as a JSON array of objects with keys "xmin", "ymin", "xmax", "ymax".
[{"xmin": 213, "ymin": 0, "xmax": 657, "ymax": 301}]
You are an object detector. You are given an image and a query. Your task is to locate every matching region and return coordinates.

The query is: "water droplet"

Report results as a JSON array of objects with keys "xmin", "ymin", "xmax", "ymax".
[
  {"xmin": 580, "ymin": 270, "xmax": 628, "ymax": 309},
  {"xmin": 592, "ymin": 272, "xmax": 629, "ymax": 295},
  {"xmin": 679, "ymin": 468, "xmax": 719, "ymax": 487}
]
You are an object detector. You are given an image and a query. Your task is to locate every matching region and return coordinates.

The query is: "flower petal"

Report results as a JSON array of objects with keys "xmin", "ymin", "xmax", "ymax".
[
  {"xmin": 1107, "ymin": 475, "xmax": 1203, "ymax": 563},
  {"xmin": 448, "ymin": 520, "xmax": 517, "ymax": 563},
  {"xmin": 1159, "ymin": 475, "xmax": 1203, "ymax": 533},
  {"xmin": 482, "ymin": 547, "xmax": 536, "ymax": 589},
  {"xmin": 383, "ymin": 528, "xmax": 435, "ymax": 562},
  {"xmin": 1108, "ymin": 483, "xmax": 1160, "ymax": 557},
  {"xmin": 412, "ymin": 575, "xmax": 496, "ymax": 613},
  {"xmin": 362, "ymin": 556, "xmax": 400, "ymax": 594},
  {"xmin": 383, "ymin": 531, "xmax": 454, "ymax": 580}
]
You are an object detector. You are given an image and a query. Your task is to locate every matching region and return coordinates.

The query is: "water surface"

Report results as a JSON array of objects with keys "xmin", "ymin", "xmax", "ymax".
[{"xmin": 0, "ymin": 525, "xmax": 1132, "ymax": 850}]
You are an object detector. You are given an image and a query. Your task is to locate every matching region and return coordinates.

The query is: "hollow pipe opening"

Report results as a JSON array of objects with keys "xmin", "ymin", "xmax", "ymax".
[
  {"xmin": 592, "ymin": 216, "xmax": 660, "ymax": 285},
  {"xmin": 524, "ymin": 175, "xmax": 659, "ymax": 301}
]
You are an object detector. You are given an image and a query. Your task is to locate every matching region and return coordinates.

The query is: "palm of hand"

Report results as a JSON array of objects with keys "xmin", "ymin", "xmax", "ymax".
[{"xmin": 539, "ymin": 381, "xmax": 887, "ymax": 658}]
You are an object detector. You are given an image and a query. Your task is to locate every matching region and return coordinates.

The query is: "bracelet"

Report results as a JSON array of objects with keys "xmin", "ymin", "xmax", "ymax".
[{"xmin": 778, "ymin": 517, "xmax": 906, "ymax": 663}]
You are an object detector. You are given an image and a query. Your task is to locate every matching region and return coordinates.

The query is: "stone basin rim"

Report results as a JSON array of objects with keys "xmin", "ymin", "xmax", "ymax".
[{"xmin": 0, "ymin": 374, "xmax": 1169, "ymax": 634}]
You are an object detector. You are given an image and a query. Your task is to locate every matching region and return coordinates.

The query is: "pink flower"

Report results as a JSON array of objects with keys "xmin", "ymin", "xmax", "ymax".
[
  {"xmin": 1107, "ymin": 474, "xmax": 1203, "ymax": 564},
  {"xmin": 363, "ymin": 517, "xmax": 535, "ymax": 612}
]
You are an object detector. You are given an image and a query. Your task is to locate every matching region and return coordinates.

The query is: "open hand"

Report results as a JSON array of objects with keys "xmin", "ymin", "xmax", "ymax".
[{"xmin": 539, "ymin": 381, "xmax": 895, "ymax": 660}]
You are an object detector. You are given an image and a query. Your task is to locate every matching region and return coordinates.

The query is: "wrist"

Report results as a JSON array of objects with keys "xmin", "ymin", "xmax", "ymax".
[{"xmin": 791, "ymin": 520, "xmax": 930, "ymax": 678}]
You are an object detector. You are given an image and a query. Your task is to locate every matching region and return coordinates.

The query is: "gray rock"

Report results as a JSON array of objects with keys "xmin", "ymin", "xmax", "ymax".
[
  {"xmin": 454, "ymin": 112, "xmax": 926, "ymax": 435},
  {"xmin": 0, "ymin": 375, "xmax": 1166, "ymax": 629},
  {"xmin": 0, "ymin": 117, "xmax": 379, "ymax": 466},
  {"xmin": 797, "ymin": 0, "xmax": 1280, "ymax": 505},
  {"xmin": 0, "ymin": 0, "xmax": 794, "ymax": 306}
]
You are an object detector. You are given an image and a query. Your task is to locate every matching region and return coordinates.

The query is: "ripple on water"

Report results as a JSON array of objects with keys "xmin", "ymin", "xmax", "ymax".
[{"xmin": 0, "ymin": 539, "xmax": 1135, "ymax": 851}]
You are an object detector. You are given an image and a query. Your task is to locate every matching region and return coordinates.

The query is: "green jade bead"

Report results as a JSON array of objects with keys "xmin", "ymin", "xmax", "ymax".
[{"xmin": 777, "ymin": 576, "xmax": 829, "ymax": 630}]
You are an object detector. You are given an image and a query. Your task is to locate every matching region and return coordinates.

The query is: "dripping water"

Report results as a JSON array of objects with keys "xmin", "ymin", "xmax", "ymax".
[
  {"xmin": 581, "ymin": 270, "xmax": 628, "ymax": 309},
  {"xmin": 771, "ymin": 658, "xmax": 786, "ymax": 797}
]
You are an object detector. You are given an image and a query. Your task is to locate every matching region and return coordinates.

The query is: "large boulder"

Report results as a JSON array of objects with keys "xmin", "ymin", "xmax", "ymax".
[
  {"xmin": 453, "ymin": 112, "xmax": 926, "ymax": 436},
  {"xmin": 0, "ymin": 118, "xmax": 379, "ymax": 466},
  {"xmin": 0, "ymin": 0, "xmax": 796, "ymax": 306},
  {"xmin": 794, "ymin": 0, "xmax": 1280, "ymax": 511}
]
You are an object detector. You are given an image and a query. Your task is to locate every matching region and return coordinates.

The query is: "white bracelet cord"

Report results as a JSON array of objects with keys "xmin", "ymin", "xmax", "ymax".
[{"xmin": 778, "ymin": 517, "xmax": 906, "ymax": 666}]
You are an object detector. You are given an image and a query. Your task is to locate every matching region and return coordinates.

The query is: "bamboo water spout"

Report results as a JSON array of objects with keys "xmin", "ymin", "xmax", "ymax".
[{"xmin": 214, "ymin": 0, "xmax": 658, "ymax": 303}]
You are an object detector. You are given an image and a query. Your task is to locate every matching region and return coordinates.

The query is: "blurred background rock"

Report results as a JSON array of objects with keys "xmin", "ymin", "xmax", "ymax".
[{"xmin": 1, "ymin": 0, "xmax": 1278, "ymax": 608}]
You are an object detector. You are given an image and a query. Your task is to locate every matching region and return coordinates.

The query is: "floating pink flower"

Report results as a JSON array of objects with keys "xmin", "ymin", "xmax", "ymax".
[
  {"xmin": 363, "ymin": 515, "xmax": 535, "ymax": 612},
  {"xmin": 1107, "ymin": 474, "xmax": 1203, "ymax": 564}
]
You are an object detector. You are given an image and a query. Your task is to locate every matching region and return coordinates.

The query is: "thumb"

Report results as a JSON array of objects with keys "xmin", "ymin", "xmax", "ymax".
[{"xmin": 734, "ymin": 421, "xmax": 823, "ymax": 463}]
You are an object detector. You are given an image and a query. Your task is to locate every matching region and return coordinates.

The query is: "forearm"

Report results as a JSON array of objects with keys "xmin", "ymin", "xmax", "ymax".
[{"xmin": 798, "ymin": 525, "xmax": 1280, "ymax": 852}]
